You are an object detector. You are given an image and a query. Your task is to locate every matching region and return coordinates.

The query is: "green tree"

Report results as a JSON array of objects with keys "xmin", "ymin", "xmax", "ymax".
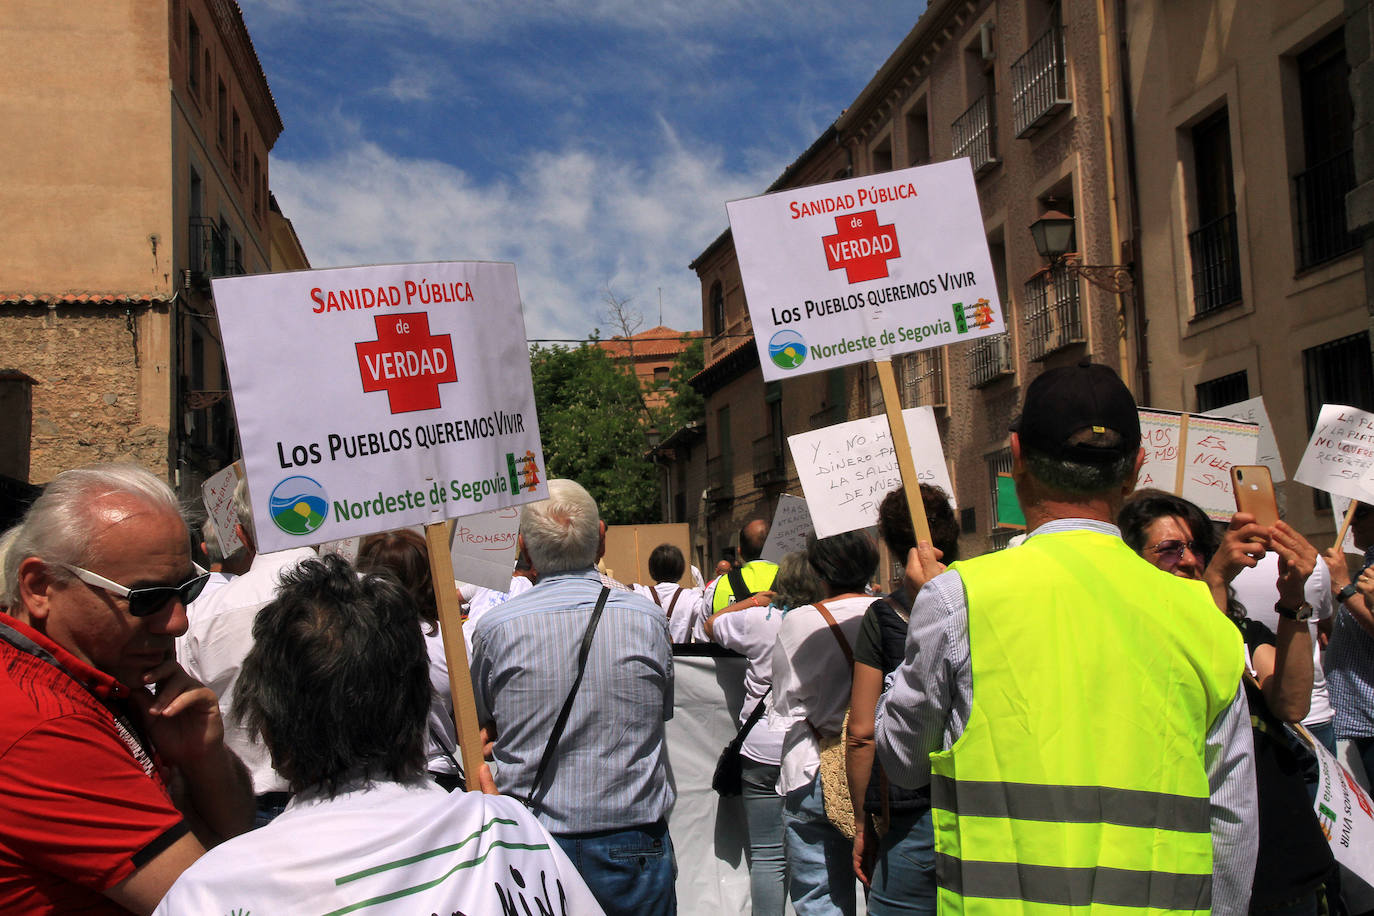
[
  {"xmin": 652, "ymin": 335, "xmax": 705, "ymax": 435},
  {"xmin": 528, "ymin": 342, "xmax": 659, "ymax": 525}
]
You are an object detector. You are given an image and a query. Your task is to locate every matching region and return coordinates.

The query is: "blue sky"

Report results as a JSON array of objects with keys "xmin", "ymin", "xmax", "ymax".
[{"xmin": 238, "ymin": 1, "xmax": 928, "ymax": 342}]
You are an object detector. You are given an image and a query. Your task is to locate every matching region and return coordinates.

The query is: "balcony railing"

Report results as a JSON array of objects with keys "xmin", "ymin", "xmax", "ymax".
[
  {"xmin": 1011, "ymin": 14, "xmax": 1070, "ymax": 137},
  {"xmin": 752, "ymin": 433, "xmax": 787, "ymax": 488},
  {"xmin": 967, "ymin": 332, "xmax": 1015, "ymax": 387},
  {"xmin": 705, "ymin": 455, "xmax": 733, "ymax": 501},
  {"xmin": 951, "ymin": 93, "xmax": 998, "ymax": 174},
  {"xmin": 1295, "ymin": 149, "xmax": 1359, "ymax": 270},
  {"xmin": 902, "ymin": 349, "xmax": 946, "ymax": 408},
  {"xmin": 1188, "ymin": 211, "xmax": 1242, "ymax": 316},
  {"xmin": 188, "ymin": 217, "xmax": 225, "ymax": 284},
  {"xmin": 1025, "ymin": 266, "xmax": 1083, "ymax": 360}
]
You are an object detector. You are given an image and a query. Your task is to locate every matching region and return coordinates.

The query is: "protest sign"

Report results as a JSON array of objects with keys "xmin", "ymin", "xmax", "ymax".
[
  {"xmin": 761, "ymin": 494, "xmax": 814, "ymax": 563},
  {"xmin": 1300, "ymin": 728, "xmax": 1374, "ymax": 906},
  {"xmin": 316, "ymin": 536, "xmax": 360, "ymax": 565},
  {"xmin": 726, "ymin": 159, "xmax": 1003, "ymax": 383},
  {"xmin": 1295, "ymin": 405, "xmax": 1374, "ymax": 505},
  {"xmin": 449, "ymin": 507, "xmax": 521, "ymax": 591},
  {"xmin": 200, "ymin": 462, "xmax": 244, "ymax": 557},
  {"xmin": 1333, "ymin": 496, "xmax": 1360, "ymax": 554},
  {"xmin": 603, "ymin": 523, "xmax": 693, "ymax": 587},
  {"xmin": 212, "ymin": 261, "xmax": 547, "ymax": 554},
  {"xmin": 1135, "ymin": 409, "xmax": 1259, "ymax": 521},
  {"xmin": 1207, "ymin": 396, "xmax": 1285, "ymax": 482},
  {"xmin": 789, "ymin": 406, "xmax": 953, "ymax": 539}
]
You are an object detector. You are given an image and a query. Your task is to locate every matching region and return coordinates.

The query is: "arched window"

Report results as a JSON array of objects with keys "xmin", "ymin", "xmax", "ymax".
[{"xmin": 709, "ymin": 282, "xmax": 725, "ymax": 337}]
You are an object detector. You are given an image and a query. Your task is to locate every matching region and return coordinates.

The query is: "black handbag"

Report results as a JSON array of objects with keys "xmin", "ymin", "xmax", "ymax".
[{"xmin": 712, "ymin": 687, "xmax": 771, "ymax": 797}]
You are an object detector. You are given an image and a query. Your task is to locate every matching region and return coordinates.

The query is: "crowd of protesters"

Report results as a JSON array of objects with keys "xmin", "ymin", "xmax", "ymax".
[{"xmin": 2, "ymin": 360, "xmax": 1373, "ymax": 915}]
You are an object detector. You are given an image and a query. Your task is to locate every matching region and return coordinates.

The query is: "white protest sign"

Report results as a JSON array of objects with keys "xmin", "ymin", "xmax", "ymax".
[
  {"xmin": 727, "ymin": 159, "xmax": 1004, "ymax": 382},
  {"xmin": 449, "ymin": 506, "xmax": 521, "ymax": 592},
  {"xmin": 316, "ymin": 536, "xmax": 360, "ymax": 565},
  {"xmin": 760, "ymin": 494, "xmax": 814, "ymax": 564},
  {"xmin": 1295, "ymin": 405, "xmax": 1374, "ymax": 503},
  {"xmin": 1304, "ymin": 728, "xmax": 1374, "ymax": 905},
  {"xmin": 788, "ymin": 406, "xmax": 953, "ymax": 539},
  {"xmin": 1135, "ymin": 409, "xmax": 1259, "ymax": 521},
  {"xmin": 1207, "ymin": 396, "xmax": 1285, "ymax": 482},
  {"xmin": 212, "ymin": 262, "xmax": 547, "ymax": 553},
  {"xmin": 200, "ymin": 462, "xmax": 244, "ymax": 557}
]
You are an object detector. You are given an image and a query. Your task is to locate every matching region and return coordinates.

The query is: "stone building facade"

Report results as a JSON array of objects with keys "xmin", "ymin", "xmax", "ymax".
[{"xmin": 0, "ymin": 0, "xmax": 288, "ymax": 497}]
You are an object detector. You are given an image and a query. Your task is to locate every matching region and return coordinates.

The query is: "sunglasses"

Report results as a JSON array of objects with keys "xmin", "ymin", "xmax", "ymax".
[
  {"xmin": 61, "ymin": 563, "xmax": 211, "ymax": 617},
  {"xmin": 1147, "ymin": 539, "xmax": 1201, "ymax": 566}
]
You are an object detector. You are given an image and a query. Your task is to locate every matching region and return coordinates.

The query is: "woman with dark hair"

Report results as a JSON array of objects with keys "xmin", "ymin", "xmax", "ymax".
[
  {"xmin": 356, "ymin": 529, "xmax": 461, "ymax": 790},
  {"xmin": 845, "ymin": 484, "xmax": 960, "ymax": 915},
  {"xmin": 1117, "ymin": 490, "xmax": 1334, "ymax": 914},
  {"xmin": 771, "ymin": 530, "xmax": 878, "ymax": 916},
  {"xmin": 634, "ymin": 543, "xmax": 706, "ymax": 642}
]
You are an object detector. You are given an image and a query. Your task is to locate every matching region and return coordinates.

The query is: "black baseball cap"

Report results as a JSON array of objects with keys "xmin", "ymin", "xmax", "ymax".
[{"xmin": 1013, "ymin": 360, "xmax": 1140, "ymax": 463}]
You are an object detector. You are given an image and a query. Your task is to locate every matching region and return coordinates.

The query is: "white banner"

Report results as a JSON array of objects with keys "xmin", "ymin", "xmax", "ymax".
[
  {"xmin": 761, "ymin": 494, "xmax": 815, "ymax": 564},
  {"xmin": 727, "ymin": 159, "xmax": 1003, "ymax": 382},
  {"xmin": 789, "ymin": 406, "xmax": 953, "ymax": 539},
  {"xmin": 1295, "ymin": 404, "xmax": 1374, "ymax": 504},
  {"xmin": 212, "ymin": 262, "xmax": 547, "ymax": 552}
]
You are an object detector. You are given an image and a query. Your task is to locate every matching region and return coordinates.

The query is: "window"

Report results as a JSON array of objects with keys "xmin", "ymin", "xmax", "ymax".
[
  {"xmin": 871, "ymin": 137, "xmax": 893, "ymax": 174},
  {"xmin": 187, "ymin": 17, "xmax": 201, "ymax": 95},
  {"xmin": 1188, "ymin": 108, "xmax": 1242, "ymax": 315},
  {"xmin": 1295, "ymin": 31, "xmax": 1358, "ymax": 269},
  {"xmin": 1195, "ymin": 371, "xmax": 1249, "ymax": 412},
  {"xmin": 901, "ymin": 349, "xmax": 946, "ymax": 408},
  {"xmin": 203, "ymin": 51, "xmax": 212, "ymax": 104},
  {"xmin": 1024, "ymin": 264, "xmax": 1082, "ymax": 359},
  {"xmin": 231, "ymin": 111, "xmax": 242, "ymax": 177},
  {"xmin": 709, "ymin": 281, "xmax": 725, "ymax": 337},
  {"xmin": 190, "ymin": 330, "xmax": 206, "ymax": 449},
  {"xmin": 1304, "ymin": 332, "xmax": 1373, "ymax": 508},
  {"xmin": 653, "ymin": 366, "xmax": 670, "ymax": 389},
  {"xmin": 1011, "ymin": 1, "xmax": 1069, "ymax": 137},
  {"xmin": 987, "ymin": 447, "xmax": 1017, "ymax": 550},
  {"xmin": 952, "ymin": 39, "xmax": 998, "ymax": 173},
  {"xmin": 217, "ymin": 80, "xmax": 227, "ymax": 148},
  {"xmin": 968, "ymin": 239, "xmax": 1014, "ymax": 386},
  {"xmin": 906, "ymin": 99, "xmax": 931, "ymax": 165}
]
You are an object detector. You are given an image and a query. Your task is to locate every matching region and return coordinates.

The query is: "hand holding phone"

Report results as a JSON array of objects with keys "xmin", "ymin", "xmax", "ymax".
[{"xmin": 1231, "ymin": 465, "xmax": 1279, "ymax": 528}]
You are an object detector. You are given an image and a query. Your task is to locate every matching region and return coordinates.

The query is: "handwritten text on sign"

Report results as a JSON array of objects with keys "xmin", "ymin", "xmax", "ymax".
[
  {"xmin": 1136, "ymin": 409, "xmax": 1259, "ymax": 521},
  {"xmin": 448, "ymin": 506, "xmax": 521, "ymax": 592},
  {"xmin": 789, "ymin": 406, "xmax": 953, "ymax": 539},
  {"xmin": 761, "ymin": 494, "xmax": 815, "ymax": 564},
  {"xmin": 1295, "ymin": 404, "xmax": 1374, "ymax": 504}
]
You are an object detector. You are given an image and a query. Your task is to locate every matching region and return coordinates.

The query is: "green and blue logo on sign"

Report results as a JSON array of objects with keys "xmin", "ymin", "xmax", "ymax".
[
  {"xmin": 769, "ymin": 329, "xmax": 807, "ymax": 370},
  {"xmin": 269, "ymin": 475, "xmax": 329, "ymax": 536}
]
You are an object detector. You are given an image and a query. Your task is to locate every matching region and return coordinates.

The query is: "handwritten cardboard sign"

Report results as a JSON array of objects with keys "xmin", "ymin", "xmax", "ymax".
[
  {"xmin": 1295, "ymin": 405, "xmax": 1374, "ymax": 504},
  {"xmin": 760, "ymin": 494, "xmax": 815, "ymax": 563},
  {"xmin": 200, "ymin": 462, "xmax": 244, "ymax": 557},
  {"xmin": 448, "ymin": 506, "xmax": 521, "ymax": 592},
  {"xmin": 1206, "ymin": 396, "xmax": 1285, "ymax": 483},
  {"xmin": 1136, "ymin": 409, "xmax": 1260, "ymax": 521},
  {"xmin": 726, "ymin": 159, "xmax": 1004, "ymax": 382},
  {"xmin": 788, "ymin": 406, "xmax": 954, "ymax": 539}
]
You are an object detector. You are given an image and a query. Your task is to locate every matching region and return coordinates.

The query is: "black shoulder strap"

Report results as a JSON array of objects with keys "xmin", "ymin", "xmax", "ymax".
[
  {"xmin": 525, "ymin": 586, "xmax": 611, "ymax": 807},
  {"xmin": 727, "ymin": 567, "xmax": 754, "ymax": 602}
]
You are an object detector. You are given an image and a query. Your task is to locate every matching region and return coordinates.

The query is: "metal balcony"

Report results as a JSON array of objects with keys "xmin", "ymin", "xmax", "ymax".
[
  {"xmin": 1295, "ymin": 149, "xmax": 1358, "ymax": 270},
  {"xmin": 967, "ymin": 332, "xmax": 1015, "ymax": 387},
  {"xmin": 752, "ymin": 434, "xmax": 787, "ymax": 488},
  {"xmin": 951, "ymin": 94, "xmax": 999, "ymax": 175},
  {"xmin": 705, "ymin": 454, "xmax": 733, "ymax": 502},
  {"xmin": 1025, "ymin": 266, "xmax": 1083, "ymax": 360},
  {"xmin": 902, "ymin": 349, "xmax": 946, "ymax": 408},
  {"xmin": 1011, "ymin": 15, "xmax": 1070, "ymax": 138},
  {"xmin": 1187, "ymin": 212, "xmax": 1242, "ymax": 316}
]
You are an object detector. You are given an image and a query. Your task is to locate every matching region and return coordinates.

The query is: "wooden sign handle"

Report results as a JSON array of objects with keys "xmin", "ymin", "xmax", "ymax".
[
  {"xmin": 875, "ymin": 359, "xmax": 933, "ymax": 545},
  {"xmin": 1334, "ymin": 499, "xmax": 1359, "ymax": 553},
  {"xmin": 424, "ymin": 521, "xmax": 486, "ymax": 791}
]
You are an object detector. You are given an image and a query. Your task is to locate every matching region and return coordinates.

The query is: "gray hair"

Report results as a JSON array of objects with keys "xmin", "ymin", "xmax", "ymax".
[
  {"xmin": 519, "ymin": 479, "xmax": 600, "ymax": 576},
  {"xmin": 1021, "ymin": 428, "xmax": 1136, "ymax": 497},
  {"xmin": 1, "ymin": 463, "xmax": 185, "ymax": 606},
  {"xmin": 0, "ymin": 525, "xmax": 23, "ymax": 609},
  {"xmin": 201, "ymin": 517, "xmax": 225, "ymax": 564},
  {"xmin": 772, "ymin": 550, "xmax": 824, "ymax": 611},
  {"xmin": 231, "ymin": 475, "xmax": 255, "ymax": 543}
]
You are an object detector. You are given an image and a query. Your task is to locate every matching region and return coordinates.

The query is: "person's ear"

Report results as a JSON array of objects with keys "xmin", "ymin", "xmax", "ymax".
[
  {"xmin": 596, "ymin": 521, "xmax": 607, "ymax": 562},
  {"xmin": 1123, "ymin": 447, "xmax": 1145, "ymax": 495},
  {"xmin": 16, "ymin": 557, "xmax": 57, "ymax": 623}
]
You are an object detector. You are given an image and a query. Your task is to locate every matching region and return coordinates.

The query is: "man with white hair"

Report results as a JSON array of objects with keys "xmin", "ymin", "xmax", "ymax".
[
  {"xmin": 179, "ymin": 476, "xmax": 316, "ymax": 823},
  {"xmin": 471, "ymin": 479, "xmax": 676, "ymax": 916},
  {"xmin": 0, "ymin": 463, "xmax": 254, "ymax": 914}
]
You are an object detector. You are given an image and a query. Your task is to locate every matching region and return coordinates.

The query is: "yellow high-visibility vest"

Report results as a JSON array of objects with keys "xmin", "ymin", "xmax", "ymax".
[
  {"xmin": 710, "ymin": 559, "xmax": 779, "ymax": 613},
  {"xmin": 933, "ymin": 529, "xmax": 1243, "ymax": 914}
]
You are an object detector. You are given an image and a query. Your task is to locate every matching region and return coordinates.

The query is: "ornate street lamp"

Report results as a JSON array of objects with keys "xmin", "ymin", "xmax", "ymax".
[{"xmin": 1028, "ymin": 205, "xmax": 1134, "ymax": 294}]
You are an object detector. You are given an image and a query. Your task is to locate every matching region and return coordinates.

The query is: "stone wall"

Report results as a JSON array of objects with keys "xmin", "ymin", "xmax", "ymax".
[{"xmin": 2, "ymin": 303, "xmax": 169, "ymax": 483}]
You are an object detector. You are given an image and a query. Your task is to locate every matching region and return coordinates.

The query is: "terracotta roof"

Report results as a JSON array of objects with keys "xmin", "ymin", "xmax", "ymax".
[
  {"xmin": 1, "ymin": 293, "xmax": 171, "ymax": 307},
  {"xmin": 597, "ymin": 326, "xmax": 703, "ymax": 360}
]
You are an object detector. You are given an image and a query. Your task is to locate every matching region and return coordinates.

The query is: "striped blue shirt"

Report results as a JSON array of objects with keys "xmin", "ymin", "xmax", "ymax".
[
  {"xmin": 1328, "ymin": 547, "xmax": 1374, "ymax": 738},
  {"xmin": 471, "ymin": 568, "xmax": 675, "ymax": 834}
]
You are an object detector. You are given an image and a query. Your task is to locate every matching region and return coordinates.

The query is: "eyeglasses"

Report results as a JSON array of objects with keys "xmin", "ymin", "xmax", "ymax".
[
  {"xmin": 60, "ymin": 564, "xmax": 211, "ymax": 617},
  {"xmin": 1147, "ymin": 539, "xmax": 1201, "ymax": 566}
]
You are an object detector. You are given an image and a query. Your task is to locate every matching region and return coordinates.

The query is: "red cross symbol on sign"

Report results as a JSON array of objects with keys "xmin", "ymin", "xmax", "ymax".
[
  {"xmin": 822, "ymin": 210, "xmax": 901, "ymax": 283},
  {"xmin": 355, "ymin": 312, "xmax": 458, "ymax": 414}
]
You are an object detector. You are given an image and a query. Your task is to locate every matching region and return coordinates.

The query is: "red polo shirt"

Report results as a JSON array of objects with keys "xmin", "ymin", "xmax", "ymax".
[{"xmin": 0, "ymin": 614, "xmax": 188, "ymax": 914}]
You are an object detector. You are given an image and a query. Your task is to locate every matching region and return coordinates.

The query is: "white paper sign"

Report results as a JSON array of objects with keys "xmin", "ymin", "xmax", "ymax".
[
  {"xmin": 449, "ymin": 506, "xmax": 522, "ymax": 592},
  {"xmin": 760, "ymin": 494, "xmax": 814, "ymax": 563},
  {"xmin": 1135, "ymin": 409, "xmax": 1259, "ymax": 521},
  {"xmin": 727, "ymin": 159, "xmax": 1004, "ymax": 382},
  {"xmin": 212, "ymin": 262, "xmax": 547, "ymax": 553},
  {"xmin": 200, "ymin": 462, "xmax": 244, "ymax": 557},
  {"xmin": 1207, "ymin": 396, "xmax": 1285, "ymax": 483},
  {"xmin": 1295, "ymin": 405, "xmax": 1374, "ymax": 504},
  {"xmin": 1304, "ymin": 728, "xmax": 1374, "ymax": 904},
  {"xmin": 788, "ymin": 406, "xmax": 953, "ymax": 539},
  {"xmin": 316, "ymin": 537, "xmax": 360, "ymax": 565}
]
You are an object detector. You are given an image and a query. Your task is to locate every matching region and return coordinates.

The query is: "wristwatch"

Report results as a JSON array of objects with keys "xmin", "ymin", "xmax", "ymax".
[
  {"xmin": 1275, "ymin": 600, "xmax": 1314, "ymax": 622},
  {"xmin": 1337, "ymin": 583, "xmax": 1359, "ymax": 604}
]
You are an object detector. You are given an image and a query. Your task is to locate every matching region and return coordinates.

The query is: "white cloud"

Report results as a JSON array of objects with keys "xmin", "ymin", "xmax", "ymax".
[{"xmin": 270, "ymin": 124, "xmax": 775, "ymax": 343}]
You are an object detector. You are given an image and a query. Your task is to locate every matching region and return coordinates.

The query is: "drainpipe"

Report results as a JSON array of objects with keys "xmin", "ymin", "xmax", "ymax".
[{"xmin": 1113, "ymin": 0, "xmax": 1150, "ymax": 403}]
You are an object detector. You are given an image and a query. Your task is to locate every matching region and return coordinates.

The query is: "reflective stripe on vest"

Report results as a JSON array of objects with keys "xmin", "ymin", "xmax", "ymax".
[{"xmin": 932, "ymin": 529, "xmax": 1243, "ymax": 914}]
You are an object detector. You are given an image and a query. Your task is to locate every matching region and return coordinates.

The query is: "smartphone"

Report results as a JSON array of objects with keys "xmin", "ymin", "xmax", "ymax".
[{"xmin": 1231, "ymin": 465, "xmax": 1279, "ymax": 527}]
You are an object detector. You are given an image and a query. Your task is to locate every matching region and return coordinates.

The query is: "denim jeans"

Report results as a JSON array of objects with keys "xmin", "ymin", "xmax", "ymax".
[
  {"xmin": 741, "ymin": 758, "xmax": 787, "ymax": 916},
  {"xmin": 867, "ymin": 807, "xmax": 936, "ymax": 915},
  {"xmin": 553, "ymin": 819, "xmax": 676, "ymax": 916},
  {"xmin": 783, "ymin": 773, "xmax": 855, "ymax": 916}
]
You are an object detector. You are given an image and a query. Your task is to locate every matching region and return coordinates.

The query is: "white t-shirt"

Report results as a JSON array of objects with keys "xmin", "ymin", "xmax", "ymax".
[
  {"xmin": 153, "ymin": 780, "xmax": 604, "ymax": 915},
  {"xmin": 710, "ymin": 604, "xmax": 787, "ymax": 765},
  {"xmin": 770, "ymin": 596, "xmax": 869, "ymax": 794},
  {"xmin": 634, "ymin": 581, "xmax": 707, "ymax": 643},
  {"xmin": 1231, "ymin": 551, "xmax": 1335, "ymax": 726}
]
